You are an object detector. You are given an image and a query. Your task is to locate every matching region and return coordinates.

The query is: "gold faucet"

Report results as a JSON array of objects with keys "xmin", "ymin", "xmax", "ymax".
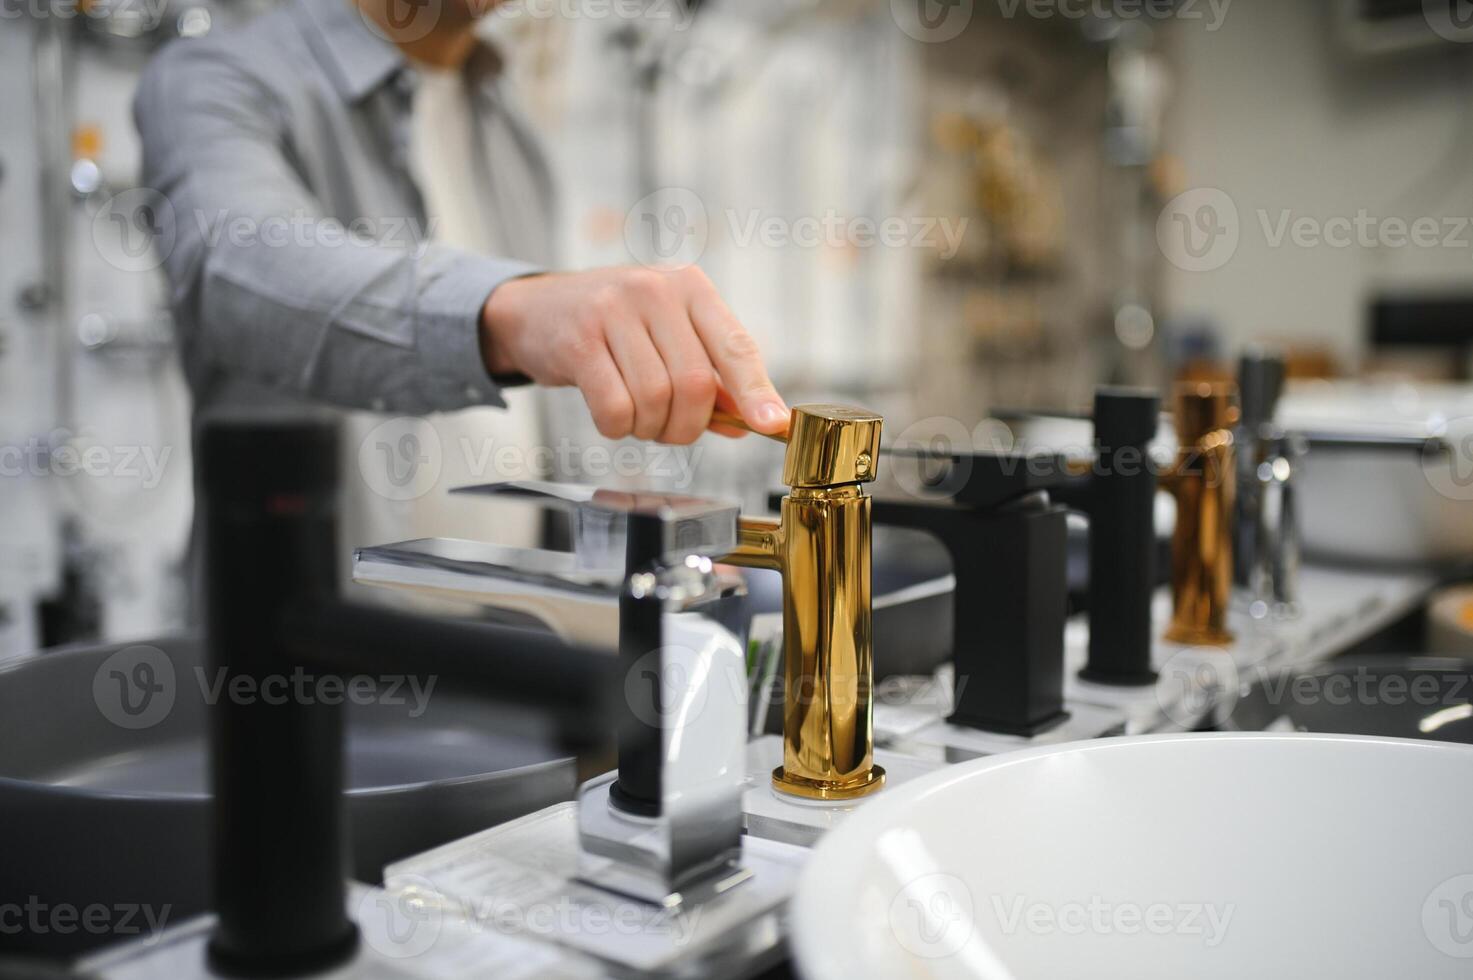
[
  {"xmin": 1162, "ymin": 382, "xmax": 1239, "ymax": 647},
  {"xmin": 716, "ymin": 404, "xmax": 886, "ymax": 801}
]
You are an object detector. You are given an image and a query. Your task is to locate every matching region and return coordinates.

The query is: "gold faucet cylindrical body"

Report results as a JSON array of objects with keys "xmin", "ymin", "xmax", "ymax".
[
  {"xmin": 1163, "ymin": 382, "xmax": 1239, "ymax": 647},
  {"xmin": 724, "ymin": 405, "xmax": 885, "ymax": 800},
  {"xmin": 775, "ymin": 486, "xmax": 880, "ymax": 798}
]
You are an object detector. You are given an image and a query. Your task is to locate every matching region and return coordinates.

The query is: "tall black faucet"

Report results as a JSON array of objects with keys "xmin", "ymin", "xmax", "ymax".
[
  {"xmin": 196, "ymin": 412, "xmax": 618, "ymax": 977},
  {"xmin": 1050, "ymin": 388, "xmax": 1162, "ymax": 686}
]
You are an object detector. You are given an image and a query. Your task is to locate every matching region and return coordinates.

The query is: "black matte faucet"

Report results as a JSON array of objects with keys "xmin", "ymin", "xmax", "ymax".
[
  {"xmin": 1049, "ymin": 388, "xmax": 1162, "ymax": 686},
  {"xmin": 872, "ymin": 447, "xmax": 1072, "ymax": 736},
  {"xmin": 196, "ymin": 412, "xmax": 619, "ymax": 977}
]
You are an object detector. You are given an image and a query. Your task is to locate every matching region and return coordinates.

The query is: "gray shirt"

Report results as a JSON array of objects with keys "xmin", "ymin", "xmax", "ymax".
[{"xmin": 133, "ymin": 0, "xmax": 555, "ymax": 416}]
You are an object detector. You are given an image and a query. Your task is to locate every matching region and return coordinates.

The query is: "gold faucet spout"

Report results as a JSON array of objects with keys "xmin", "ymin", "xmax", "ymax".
[{"xmin": 728, "ymin": 516, "xmax": 783, "ymax": 571}]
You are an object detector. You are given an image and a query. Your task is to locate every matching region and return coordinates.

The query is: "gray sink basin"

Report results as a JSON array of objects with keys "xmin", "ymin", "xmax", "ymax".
[{"xmin": 0, "ymin": 635, "xmax": 577, "ymax": 958}]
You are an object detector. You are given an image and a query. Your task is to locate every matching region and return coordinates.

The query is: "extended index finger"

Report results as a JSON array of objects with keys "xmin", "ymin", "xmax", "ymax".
[{"xmin": 684, "ymin": 280, "xmax": 788, "ymax": 435}]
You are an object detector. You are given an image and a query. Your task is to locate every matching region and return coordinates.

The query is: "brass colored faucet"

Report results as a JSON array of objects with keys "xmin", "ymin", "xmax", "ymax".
[
  {"xmin": 1162, "ymin": 382, "xmax": 1239, "ymax": 647},
  {"xmin": 719, "ymin": 404, "xmax": 886, "ymax": 801}
]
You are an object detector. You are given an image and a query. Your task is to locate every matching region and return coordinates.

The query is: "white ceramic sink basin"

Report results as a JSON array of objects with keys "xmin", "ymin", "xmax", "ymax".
[{"xmin": 792, "ymin": 734, "xmax": 1473, "ymax": 980}]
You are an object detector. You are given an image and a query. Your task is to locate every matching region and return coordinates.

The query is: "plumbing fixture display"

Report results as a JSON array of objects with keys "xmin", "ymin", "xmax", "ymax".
[
  {"xmin": 1162, "ymin": 382, "xmax": 1239, "ymax": 647},
  {"xmin": 872, "ymin": 446, "xmax": 1071, "ymax": 736},
  {"xmin": 349, "ymin": 452, "xmax": 812, "ymax": 971},
  {"xmin": 385, "ymin": 559, "xmax": 809, "ymax": 975},
  {"xmin": 195, "ymin": 411, "xmax": 619, "ymax": 975},
  {"xmin": 1234, "ymin": 348, "xmax": 1302, "ymax": 619},
  {"xmin": 363, "ymin": 403, "xmax": 888, "ymax": 804},
  {"xmin": 1049, "ymin": 387, "xmax": 1162, "ymax": 685},
  {"xmin": 723, "ymin": 404, "xmax": 887, "ymax": 800}
]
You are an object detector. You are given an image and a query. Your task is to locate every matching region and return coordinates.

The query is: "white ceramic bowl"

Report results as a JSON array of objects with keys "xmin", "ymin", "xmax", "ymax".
[{"xmin": 791, "ymin": 733, "xmax": 1473, "ymax": 980}]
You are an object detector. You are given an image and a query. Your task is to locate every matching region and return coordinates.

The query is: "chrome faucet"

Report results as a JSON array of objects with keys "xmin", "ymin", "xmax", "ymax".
[
  {"xmin": 352, "ymin": 486, "xmax": 753, "ymax": 905},
  {"xmin": 577, "ymin": 533, "xmax": 753, "ymax": 906},
  {"xmin": 1235, "ymin": 348, "xmax": 1302, "ymax": 619}
]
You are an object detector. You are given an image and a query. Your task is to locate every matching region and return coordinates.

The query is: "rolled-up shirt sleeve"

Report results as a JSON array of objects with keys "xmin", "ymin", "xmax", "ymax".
[{"xmin": 133, "ymin": 41, "xmax": 536, "ymax": 413}]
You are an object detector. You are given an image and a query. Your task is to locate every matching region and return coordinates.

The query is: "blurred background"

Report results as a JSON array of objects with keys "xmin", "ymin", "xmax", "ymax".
[{"xmin": 5, "ymin": 0, "xmax": 1473, "ymax": 656}]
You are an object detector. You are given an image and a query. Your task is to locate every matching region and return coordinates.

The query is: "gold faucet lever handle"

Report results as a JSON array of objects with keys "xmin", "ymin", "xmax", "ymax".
[
  {"xmin": 784, "ymin": 405, "xmax": 883, "ymax": 488},
  {"xmin": 709, "ymin": 404, "xmax": 883, "ymax": 488},
  {"xmin": 709, "ymin": 408, "xmax": 789, "ymax": 443}
]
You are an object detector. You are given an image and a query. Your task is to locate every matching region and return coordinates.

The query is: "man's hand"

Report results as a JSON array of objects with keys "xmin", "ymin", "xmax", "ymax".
[{"xmin": 480, "ymin": 266, "xmax": 789, "ymax": 444}]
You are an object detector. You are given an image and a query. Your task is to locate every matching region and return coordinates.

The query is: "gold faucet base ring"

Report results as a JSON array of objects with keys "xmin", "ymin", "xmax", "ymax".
[
  {"xmin": 771, "ymin": 764, "xmax": 886, "ymax": 801},
  {"xmin": 1163, "ymin": 625, "xmax": 1235, "ymax": 647}
]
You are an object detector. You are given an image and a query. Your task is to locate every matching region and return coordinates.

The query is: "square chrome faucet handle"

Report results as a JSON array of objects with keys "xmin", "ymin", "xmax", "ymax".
[
  {"xmin": 451, "ymin": 480, "xmax": 742, "ymax": 574},
  {"xmin": 575, "ymin": 507, "xmax": 751, "ymax": 909},
  {"xmin": 352, "ymin": 485, "xmax": 746, "ymax": 649}
]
